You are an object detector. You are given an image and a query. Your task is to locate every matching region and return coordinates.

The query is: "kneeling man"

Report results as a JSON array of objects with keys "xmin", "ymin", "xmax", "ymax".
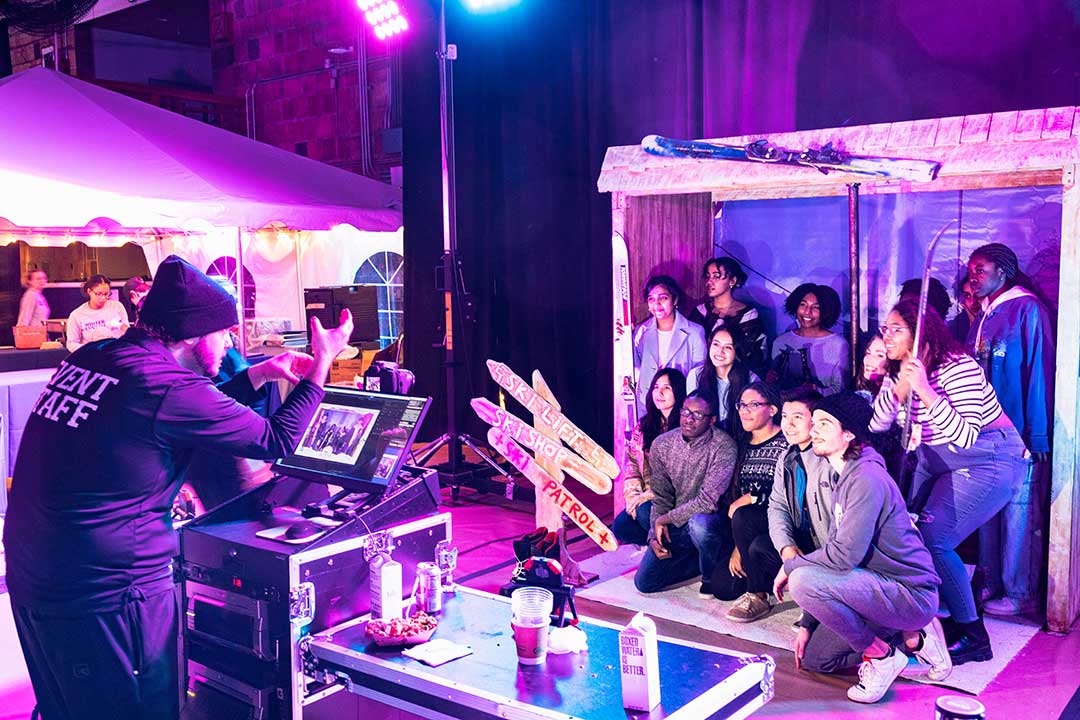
[
  {"xmin": 635, "ymin": 390, "xmax": 737, "ymax": 593},
  {"xmin": 773, "ymin": 393, "xmax": 951, "ymax": 703}
]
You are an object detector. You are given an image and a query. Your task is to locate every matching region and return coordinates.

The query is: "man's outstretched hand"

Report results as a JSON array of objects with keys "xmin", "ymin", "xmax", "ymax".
[
  {"xmin": 248, "ymin": 351, "xmax": 314, "ymax": 388},
  {"xmin": 305, "ymin": 309, "xmax": 354, "ymax": 386}
]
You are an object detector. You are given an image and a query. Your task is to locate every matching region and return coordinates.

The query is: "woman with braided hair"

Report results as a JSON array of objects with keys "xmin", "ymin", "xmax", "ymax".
[{"xmin": 965, "ymin": 242, "xmax": 1056, "ymax": 617}]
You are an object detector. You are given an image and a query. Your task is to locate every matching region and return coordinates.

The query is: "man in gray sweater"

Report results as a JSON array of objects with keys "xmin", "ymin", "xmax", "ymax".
[
  {"xmin": 635, "ymin": 390, "xmax": 738, "ymax": 593},
  {"xmin": 772, "ymin": 393, "xmax": 951, "ymax": 703}
]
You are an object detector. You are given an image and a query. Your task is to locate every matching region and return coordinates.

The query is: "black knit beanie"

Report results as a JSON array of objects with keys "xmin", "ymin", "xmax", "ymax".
[
  {"xmin": 813, "ymin": 392, "xmax": 873, "ymax": 443},
  {"xmin": 138, "ymin": 255, "xmax": 239, "ymax": 341}
]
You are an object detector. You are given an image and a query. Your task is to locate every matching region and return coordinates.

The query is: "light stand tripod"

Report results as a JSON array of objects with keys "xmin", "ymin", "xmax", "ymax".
[{"xmin": 414, "ymin": 0, "xmax": 514, "ymax": 499}]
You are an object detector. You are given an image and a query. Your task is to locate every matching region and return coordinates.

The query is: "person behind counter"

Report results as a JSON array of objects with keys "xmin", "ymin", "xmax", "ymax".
[
  {"xmin": 3, "ymin": 255, "xmax": 353, "ymax": 720},
  {"xmin": 16, "ymin": 269, "xmax": 49, "ymax": 327},
  {"xmin": 121, "ymin": 275, "xmax": 152, "ymax": 323},
  {"xmin": 66, "ymin": 274, "xmax": 129, "ymax": 351}
]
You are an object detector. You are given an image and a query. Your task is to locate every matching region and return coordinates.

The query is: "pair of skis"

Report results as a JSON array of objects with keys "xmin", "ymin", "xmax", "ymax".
[{"xmin": 642, "ymin": 134, "xmax": 941, "ymax": 183}]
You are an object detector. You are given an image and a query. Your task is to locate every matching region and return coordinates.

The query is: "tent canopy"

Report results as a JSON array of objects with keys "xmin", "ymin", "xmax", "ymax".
[{"xmin": 0, "ymin": 68, "xmax": 402, "ymax": 231}]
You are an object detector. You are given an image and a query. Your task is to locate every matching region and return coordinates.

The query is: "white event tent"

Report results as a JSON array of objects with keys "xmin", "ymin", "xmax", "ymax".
[{"xmin": 0, "ymin": 67, "xmax": 404, "ymax": 330}]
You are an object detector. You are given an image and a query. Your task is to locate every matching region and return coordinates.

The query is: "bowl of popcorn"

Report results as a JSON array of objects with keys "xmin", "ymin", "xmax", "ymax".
[{"xmin": 365, "ymin": 611, "xmax": 439, "ymax": 646}]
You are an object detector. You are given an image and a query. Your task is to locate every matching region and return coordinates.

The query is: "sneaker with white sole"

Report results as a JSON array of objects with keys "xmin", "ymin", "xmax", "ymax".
[
  {"xmin": 724, "ymin": 592, "xmax": 771, "ymax": 623},
  {"xmin": 847, "ymin": 648, "xmax": 908, "ymax": 703},
  {"xmin": 983, "ymin": 595, "xmax": 1037, "ymax": 616},
  {"xmin": 914, "ymin": 617, "xmax": 953, "ymax": 681}
]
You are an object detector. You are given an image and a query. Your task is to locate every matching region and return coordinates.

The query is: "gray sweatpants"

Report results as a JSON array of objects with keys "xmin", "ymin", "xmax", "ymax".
[{"xmin": 789, "ymin": 565, "xmax": 936, "ymax": 654}]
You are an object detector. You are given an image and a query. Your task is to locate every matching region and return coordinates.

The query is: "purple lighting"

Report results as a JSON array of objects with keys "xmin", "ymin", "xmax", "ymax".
[{"xmin": 357, "ymin": 0, "xmax": 408, "ymax": 40}]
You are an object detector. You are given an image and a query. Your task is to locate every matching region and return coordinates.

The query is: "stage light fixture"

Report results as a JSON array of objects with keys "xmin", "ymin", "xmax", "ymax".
[
  {"xmin": 358, "ymin": 0, "xmax": 409, "ymax": 40},
  {"xmin": 461, "ymin": 0, "xmax": 521, "ymax": 12}
]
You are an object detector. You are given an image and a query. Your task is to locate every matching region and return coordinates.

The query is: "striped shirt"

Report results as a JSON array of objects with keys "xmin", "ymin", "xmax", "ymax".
[{"xmin": 870, "ymin": 354, "xmax": 1002, "ymax": 448}]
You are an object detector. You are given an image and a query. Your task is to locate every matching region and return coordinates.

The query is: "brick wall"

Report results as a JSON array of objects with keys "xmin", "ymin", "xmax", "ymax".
[
  {"xmin": 210, "ymin": 0, "xmax": 399, "ymax": 181},
  {"xmin": 8, "ymin": 27, "xmax": 78, "ymax": 75}
]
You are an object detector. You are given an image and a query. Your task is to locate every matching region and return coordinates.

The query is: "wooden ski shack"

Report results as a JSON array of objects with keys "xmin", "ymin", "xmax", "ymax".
[{"xmin": 597, "ymin": 107, "xmax": 1080, "ymax": 634}]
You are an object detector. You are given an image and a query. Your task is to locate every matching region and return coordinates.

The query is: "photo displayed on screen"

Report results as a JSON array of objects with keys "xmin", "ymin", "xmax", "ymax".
[
  {"xmin": 295, "ymin": 405, "xmax": 380, "ymax": 465},
  {"xmin": 276, "ymin": 388, "xmax": 429, "ymax": 491}
]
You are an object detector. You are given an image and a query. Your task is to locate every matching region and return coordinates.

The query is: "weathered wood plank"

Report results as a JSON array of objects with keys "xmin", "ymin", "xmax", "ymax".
[
  {"xmin": 623, "ymin": 193, "xmax": 712, "ymax": 325},
  {"xmin": 935, "ymin": 115, "xmax": 965, "ymax": 147},
  {"xmin": 1015, "ymin": 109, "xmax": 1046, "ymax": 141},
  {"xmin": 702, "ymin": 169, "xmax": 1062, "ymax": 202},
  {"xmin": 861, "ymin": 123, "xmax": 893, "ymax": 150},
  {"xmin": 886, "ymin": 120, "xmax": 915, "ymax": 149},
  {"xmin": 1043, "ymin": 106, "xmax": 1076, "ymax": 139},
  {"xmin": 908, "ymin": 118, "xmax": 939, "ymax": 148},
  {"xmin": 960, "ymin": 113, "xmax": 992, "ymax": 143},
  {"xmin": 598, "ymin": 137, "xmax": 1080, "ymax": 195},
  {"xmin": 1048, "ymin": 163, "xmax": 1080, "ymax": 634},
  {"xmin": 987, "ymin": 111, "xmax": 1019, "ymax": 143}
]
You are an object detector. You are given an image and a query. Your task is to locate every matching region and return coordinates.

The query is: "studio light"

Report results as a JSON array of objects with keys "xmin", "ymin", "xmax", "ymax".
[
  {"xmin": 461, "ymin": 0, "xmax": 521, "ymax": 12},
  {"xmin": 357, "ymin": 0, "xmax": 409, "ymax": 40}
]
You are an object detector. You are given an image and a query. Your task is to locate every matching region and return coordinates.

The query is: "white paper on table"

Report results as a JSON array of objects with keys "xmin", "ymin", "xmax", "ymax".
[{"xmin": 401, "ymin": 639, "xmax": 474, "ymax": 666}]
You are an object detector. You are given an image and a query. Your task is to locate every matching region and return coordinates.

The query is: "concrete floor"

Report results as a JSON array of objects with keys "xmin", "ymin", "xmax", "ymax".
[{"xmin": 2, "ymin": 485, "xmax": 1079, "ymax": 719}]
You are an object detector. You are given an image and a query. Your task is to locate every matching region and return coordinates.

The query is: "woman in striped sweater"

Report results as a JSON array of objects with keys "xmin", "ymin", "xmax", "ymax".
[{"xmin": 870, "ymin": 299, "xmax": 1028, "ymax": 667}]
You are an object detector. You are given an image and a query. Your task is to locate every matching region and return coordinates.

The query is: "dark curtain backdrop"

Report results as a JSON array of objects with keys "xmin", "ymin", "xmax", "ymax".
[{"xmin": 404, "ymin": 0, "xmax": 1080, "ymax": 446}]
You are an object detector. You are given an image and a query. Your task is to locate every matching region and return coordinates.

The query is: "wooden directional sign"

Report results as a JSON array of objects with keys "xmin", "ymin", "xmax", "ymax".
[
  {"xmin": 486, "ymin": 360, "xmax": 620, "ymax": 479},
  {"xmin": 487, "ymin": 428, "xmax": 617, "ymax": 552},
  {"xmin": 470, "ymin": 397, "xmax": 612, "ymax": 495}
]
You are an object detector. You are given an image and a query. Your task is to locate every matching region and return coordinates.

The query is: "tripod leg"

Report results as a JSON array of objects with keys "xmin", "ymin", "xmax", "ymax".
[
  {"xmin": 461, "ymin": 434, "xmax": 516, "ymax": 499},
  {"xmin": 415, "ymin": 434, "xmax": 452, "ymax": 466}
]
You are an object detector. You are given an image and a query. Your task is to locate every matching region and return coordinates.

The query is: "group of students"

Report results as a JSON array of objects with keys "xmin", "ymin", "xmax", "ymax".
[
  {"xmin": 16, "ymin": 269, "xmax": 152, "ymax": 350},
  {"xmin": 617, "ymin": 241, "xmax": 1055, "ymax": 703}
]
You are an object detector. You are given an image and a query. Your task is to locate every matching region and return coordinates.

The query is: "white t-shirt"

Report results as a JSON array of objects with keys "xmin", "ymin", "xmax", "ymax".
[
  {"xmin": 657, "ymin": 329, "xmax": 674, "ymax": 365},
  {"xmin": 66, "ymin": 300, "xmax": 128, "ymax": 351}
]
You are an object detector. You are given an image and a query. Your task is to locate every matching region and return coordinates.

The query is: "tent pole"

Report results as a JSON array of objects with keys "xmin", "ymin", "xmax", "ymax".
[
  {"xmin": 236, "ymin": 227, "xmax": 248, "ymax": 357},
  {"xmin": 295, "ymin": 233, "xmax": 305, "ymax": 335},
  {"xmin": 847, "ymin": 183, "xmax": 860, "ymax": 381}
]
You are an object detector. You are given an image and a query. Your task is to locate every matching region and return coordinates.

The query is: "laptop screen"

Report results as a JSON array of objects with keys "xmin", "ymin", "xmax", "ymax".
[{"xmin": 273, "ymin": 387, "xmax": 431, "ymax": 493}]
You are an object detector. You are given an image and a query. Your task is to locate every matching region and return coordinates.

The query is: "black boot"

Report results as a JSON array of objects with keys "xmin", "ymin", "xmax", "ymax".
[
  {"xmin": 947, "ymin": 617, "xmax": 993, "ymax": 666},
  {"xmin": 939, "ymin": 616, "xmax": 962, "ymax": 645}
]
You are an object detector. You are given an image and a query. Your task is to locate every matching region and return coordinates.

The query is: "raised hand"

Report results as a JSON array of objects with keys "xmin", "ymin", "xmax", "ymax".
[
  {"xmin": 305, "ymin": 309, "xmax": 354, "ymax": 386},
  {"xmin": 311, "ymin": 308, "xmax": 353, "ymax": 361}
]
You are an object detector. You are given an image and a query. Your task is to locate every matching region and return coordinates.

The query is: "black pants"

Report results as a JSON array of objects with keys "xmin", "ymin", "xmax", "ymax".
[
  {"xmin": 710, "ymin": 505, "xmax": 782, "ymax": 599},
  {"xmin": 13, "ymin": 586, "xmax": 179, "ymax": 720}
]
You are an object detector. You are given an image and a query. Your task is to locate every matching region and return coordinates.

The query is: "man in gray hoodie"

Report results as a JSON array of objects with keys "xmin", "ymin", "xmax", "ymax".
[{"xmin": 772, "ymin": 393, "xmax": 951, "ymax": 703}]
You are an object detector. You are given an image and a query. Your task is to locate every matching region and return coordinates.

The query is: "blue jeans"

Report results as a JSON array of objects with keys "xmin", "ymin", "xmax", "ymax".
[
  {"xmin": 913, "ymin": 427, "xmax": 1028, "ymax": 624},
  {"xmin": 788, "ymin": 565, "xmax": 936, "ymax": 653},
  {"xmin": 612, "ymin": 500, "xmax": 652, "ymax": 546},
  {"xmin": 978, "ymin": 459, "xmax": 1046, "ymax": 603},
  {"xmin": 634, "ymin": 512, "xmax": 729, "ymax": 594}
]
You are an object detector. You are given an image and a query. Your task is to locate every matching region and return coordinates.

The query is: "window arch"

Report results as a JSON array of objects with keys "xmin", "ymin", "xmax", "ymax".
[
  {"xmin": 353, "ymin": 251, "xmax": 403, "ymax": 347},
  {"xmin": 205, "ymin": 257, "xmax": 256, "ymax": 319}
]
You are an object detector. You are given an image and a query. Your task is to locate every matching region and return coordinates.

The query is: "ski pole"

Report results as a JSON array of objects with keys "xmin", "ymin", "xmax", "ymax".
[{"xmin": 900, "ymin": 220, "xmax": 957, "ymax": 451}]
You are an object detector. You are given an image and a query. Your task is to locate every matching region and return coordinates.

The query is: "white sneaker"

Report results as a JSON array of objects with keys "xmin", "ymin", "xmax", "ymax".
[
  {"xmin": 915, "ymin": 617, "xmax": 953, "ymax": 681},
  {"xmin": 847, "ymin": 649, "xmax": 908, "ymax": 703},
  {"xmin": 983, "ymin": 595, "xmax": 1037, "ymax": 616}
]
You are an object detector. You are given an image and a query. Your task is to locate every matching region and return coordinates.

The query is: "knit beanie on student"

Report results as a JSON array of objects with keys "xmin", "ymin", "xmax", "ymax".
[
  {"xmin": 138, "ymin": 255, "xmax": 239, "ymax": 341},
  {"xmin": 813, "ymin": 392, "xmax": 873, "ymax": 443}
]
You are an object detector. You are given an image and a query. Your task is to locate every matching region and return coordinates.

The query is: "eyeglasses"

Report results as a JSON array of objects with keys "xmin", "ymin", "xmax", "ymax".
[
  {"xmin": 89, "ymin": 290, "xmax": 111, "ymax": 298},
  {"xmin": 679, "ymin": 407, "xmax": 711, "ymax": 421},
  {"xmin": 736, "ymin": 401, "xmax": 770, "ymax": 412},
  {"xmin": 879, "ymin": 324, "xmax": 907, "ymax": 338}
]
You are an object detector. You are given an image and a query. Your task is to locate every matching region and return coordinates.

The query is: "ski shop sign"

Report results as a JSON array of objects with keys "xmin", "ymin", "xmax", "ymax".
[{"xmin": 476, "ymin": 360, "xmax": 620, "ymax": 552}]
